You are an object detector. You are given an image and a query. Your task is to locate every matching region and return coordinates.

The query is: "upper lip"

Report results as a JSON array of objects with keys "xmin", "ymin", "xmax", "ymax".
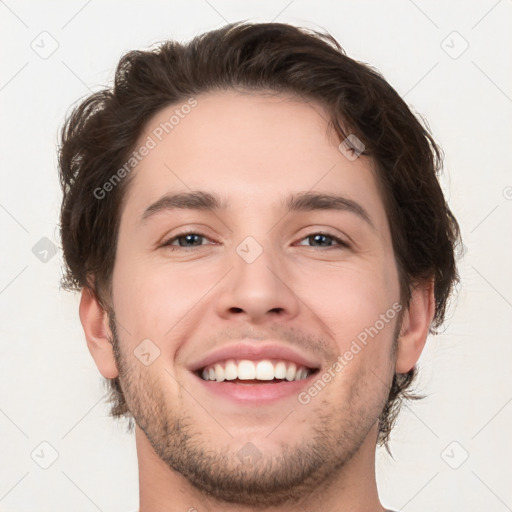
[{"xmin": 188, "ymin": 341, "xmax": 322, "ymax": 372}]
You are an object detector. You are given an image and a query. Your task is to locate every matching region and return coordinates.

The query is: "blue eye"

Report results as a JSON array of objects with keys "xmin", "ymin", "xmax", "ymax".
[
  {"xmin": 161, "ymin": 231, "xmax": 349, "ymax": 251},
  {"xmin": 298, "ymin": 233, "xmax": 349, "ymax": 249},
  {"xmin": 162, "ymin": 232, "xmax": 210, "ymax": 249}
]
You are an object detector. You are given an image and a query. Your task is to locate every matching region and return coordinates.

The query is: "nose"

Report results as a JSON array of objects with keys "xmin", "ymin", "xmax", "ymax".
[{"xmin": 215, "ymin": 241, "xmax": 301, "ymax": 324}]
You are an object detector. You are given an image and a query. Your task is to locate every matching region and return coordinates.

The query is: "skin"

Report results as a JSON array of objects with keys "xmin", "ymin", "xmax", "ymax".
[{"xmin": 79, "ymin": 90, "xmax": 435, "ymax": 511}]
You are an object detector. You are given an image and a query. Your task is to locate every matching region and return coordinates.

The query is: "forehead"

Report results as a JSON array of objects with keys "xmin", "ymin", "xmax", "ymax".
[{"xmin": 120, "ymin": 90, "xmax": 387, "ymax": 228}]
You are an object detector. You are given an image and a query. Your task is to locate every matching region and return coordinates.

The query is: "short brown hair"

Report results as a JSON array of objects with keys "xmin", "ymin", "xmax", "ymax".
[{"xmin": 58, "ymin": 21, "xmax": 462, "ymax": 448}]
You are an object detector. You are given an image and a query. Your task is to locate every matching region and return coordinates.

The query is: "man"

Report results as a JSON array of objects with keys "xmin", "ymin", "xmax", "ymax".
[{"xmin": 58, "ymin": 21, "xmax": 461, "ymax": 511}]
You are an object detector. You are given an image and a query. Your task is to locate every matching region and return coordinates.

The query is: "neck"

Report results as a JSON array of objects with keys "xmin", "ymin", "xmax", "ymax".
[{"xmin": 136, "ymin": 423, "xmax": 386, "ymax": 512}]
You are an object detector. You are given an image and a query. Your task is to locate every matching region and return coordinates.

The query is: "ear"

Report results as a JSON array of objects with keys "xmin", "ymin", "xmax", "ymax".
[
  {"xmin": 79, "ymin": 287, "xmax": 119, "ymax": 379},
  {"xmin": 395, "ymin": 278, "xmax": 436, "ymax": 373}
]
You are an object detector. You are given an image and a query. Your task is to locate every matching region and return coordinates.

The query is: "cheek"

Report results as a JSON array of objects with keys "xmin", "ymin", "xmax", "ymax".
[
  {"xmin": 294, "ymin": 258, "xmax": 399, "ymax": 344},
  {"xmin": 293, "ymin": 262, "xmax": 400, "ymax": 394},
  {"xmin": 111, "ymin": 252, "xmax": 161, "ymax": 346},
  {"xmin": 111, "ymin": 251, "xmax": 219, "ymax": 345}
]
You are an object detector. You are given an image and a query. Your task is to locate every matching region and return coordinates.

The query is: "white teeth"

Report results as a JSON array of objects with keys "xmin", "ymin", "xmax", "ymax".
[
  {"xmin": 285, "ymin": 362, "xmax": 297, "ymax": 381},
  {"xmin": 238, "ymin": 360, "xmax": 256, "ymax": 380},
  {"xmin": 224, "ymin": 360, "xmax": 238, "ymax": 380},
  {"xmin": 214, "ymin": 364, "xmax": 225, "ymax": 382},
  {"xmin": 274, "ymin": 361, "xmax": 287, "ymax": 379},
  {"xmin": 200, "ymin": 359, "xmax": 312, "ymax": 382},
  {"xmin": 256, "ymin": 360, "xmax": 275, "ymax": 380}
]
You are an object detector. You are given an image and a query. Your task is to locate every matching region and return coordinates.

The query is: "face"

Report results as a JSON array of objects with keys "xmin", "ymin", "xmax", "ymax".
[{"xmin": 108, "ymin": 90, "xmax": 402, "ymax": 506}]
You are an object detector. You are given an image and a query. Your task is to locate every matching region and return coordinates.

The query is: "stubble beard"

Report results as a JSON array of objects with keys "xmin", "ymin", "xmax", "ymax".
[{"xmin": 107, "ymin": 311, "xmax": 395, "ymax": 508}]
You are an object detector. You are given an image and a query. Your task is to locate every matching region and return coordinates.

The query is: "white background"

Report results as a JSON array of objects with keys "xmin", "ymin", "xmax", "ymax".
[{"xmin": 1, "ymin": 1, "xmax": 511, "ymax": 511}]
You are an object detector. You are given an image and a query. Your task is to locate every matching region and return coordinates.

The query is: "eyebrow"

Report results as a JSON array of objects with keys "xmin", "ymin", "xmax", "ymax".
[{"xmin": 139, "ymin": 190, "xmax": 375, "ymax": 230}]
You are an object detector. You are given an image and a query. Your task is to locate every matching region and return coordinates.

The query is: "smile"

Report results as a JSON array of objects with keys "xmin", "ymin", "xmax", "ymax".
[
  {"xmin": 199, "ymin": 359, "xmax": 315, "ymax": 382},
  {"xmin": 193, "ymin": 359, "xmax": 320, "ymax": 404}
]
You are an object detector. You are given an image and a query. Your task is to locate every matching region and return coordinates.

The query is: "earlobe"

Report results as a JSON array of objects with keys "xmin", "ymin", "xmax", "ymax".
[
  {"xmin": 79, "ymin": 287, "xmax": 119, "ymax": 379},
  {"xmin": 395, "ymin": 278, "xmax": 435, "ymax": 374}
]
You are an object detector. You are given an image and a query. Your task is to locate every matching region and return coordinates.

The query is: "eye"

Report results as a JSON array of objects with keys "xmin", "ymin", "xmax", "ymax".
[
  {"xmin": 161, "ymin": 232, "xmax": 213, "ymax": 250},
  {"xmin": 297, "ymin": 232, "xmax": 349, "ymax": 249},
  {"xmin": 160, "ymin": 231, "xmax": 349, "ymax": 251}
]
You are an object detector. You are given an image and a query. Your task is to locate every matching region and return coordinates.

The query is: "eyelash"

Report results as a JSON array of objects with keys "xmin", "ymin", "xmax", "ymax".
[{"xmin": 160, "ymin": 230, "xmax": 350, "ymax": 251}]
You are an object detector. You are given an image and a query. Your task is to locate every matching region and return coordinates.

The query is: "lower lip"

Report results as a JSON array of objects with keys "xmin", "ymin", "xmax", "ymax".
[{"xmin": 193, "ymin": 374, "xmax": 317, "ymax": 404}]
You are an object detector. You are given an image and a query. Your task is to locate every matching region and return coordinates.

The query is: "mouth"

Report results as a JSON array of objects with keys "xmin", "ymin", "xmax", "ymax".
[
  {"xmin": 193, "ymin": 359, "xmax": 320, "ymax": 403},
  {"xmin": 196, "ymin": 359, "xmax": 319, "ymax": 382}
]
